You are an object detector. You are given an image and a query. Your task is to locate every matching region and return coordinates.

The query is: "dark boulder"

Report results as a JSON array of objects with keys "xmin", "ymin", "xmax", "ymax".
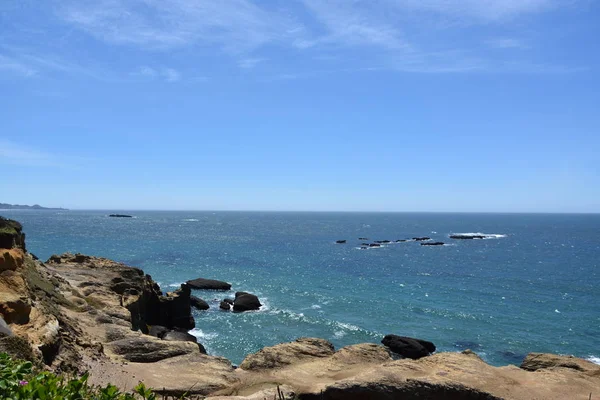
[
  {"xmin": 358, "ymin": 237, "xmax": 369, "ymax": 240},
  {"xmin": 109, "ymin": 214, "xmax": 133, "ymax": 218},
  {"xmin": 190, "ymin": 296, "xmax": 209, "ymax": 311},
  {"xmin": 186, "ymin": 278, "xmax": 231, "ymax": 291},
  {"xmin": 381, "ymin": 335, "xmax": 436, "ymax": 359},
  {"xmin": 421, "ymin": 242, "xmax": 444, "ymax": 246},
  {"xmin": 395, "ymin": 239, "xmax": 407, "ymax": 242},
  {"xmin": 369, "ymin": 244, "xmax": 381, "ymax": 247},
  {"xmin": 148, "ymin": 325, "xmax": 169, "ymax": 339},
  {"xmin": 219, "ymin": 301, "xmax": 231, "ymax": 310},
  {"xmin": 450, "ymin": 234, "xmax": 486, "ymax": 239},
  {"xmin": 223, "ymin": 298, "xmax": 234, "ymax": 305},
  {"xmin": 413, "ymin": 237, "xmax": 431, "ymax": 241},
  {"xmin": 336, "ymin": 240, "xmax": 347, "ymax": 244},
  {"xmin": 233, "ymin": 292, "xmax": 262, "ymax": 312}
]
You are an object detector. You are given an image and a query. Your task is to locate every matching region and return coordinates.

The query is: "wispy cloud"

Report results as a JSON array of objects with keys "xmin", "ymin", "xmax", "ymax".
[
  {"xmin": 38, "ymin": 0, "xmax": 586, "ymax": 76},
  {"xmin": 238, "ymin": 58, "xmax": 264, "ymax": 69},
  {"xmin": 0, "ymin": 45, "xmax": 108, "ymax": 80},
  {"xmin": 0, "ymin": 54, "xmax": 37, "ymax": 77},
  {"xmin": 396, "ymin": 0, "xmax": 558, "ymax": 21},
  {"xmin": 0, "ymin": 140, "xmax": 67, "ymax": 167},
  {"xmin": 133, "ymin": 66, "xmax": 182, "ymax": 82},
  {"xmin": 301, "ymin": 0, "xmax": 409, "ymax": 50},
  {"xmin": 57, "ymin": 0, "xmax": 296, "ymax": 53},
  {"xmin": 486, "ymin": 38, "xmax": 528, "ymax": 49}
]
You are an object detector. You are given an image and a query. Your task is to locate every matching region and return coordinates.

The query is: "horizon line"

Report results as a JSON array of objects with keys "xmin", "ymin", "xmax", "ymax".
[{"xmin": 1, "ymin": 208, "xmax": 599, "ymax": 215}]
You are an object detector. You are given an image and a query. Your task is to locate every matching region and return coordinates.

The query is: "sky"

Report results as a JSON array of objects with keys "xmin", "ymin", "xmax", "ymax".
[{"xmin": 0, "ymin": 0, "xmax": 599, "ymax": 212}]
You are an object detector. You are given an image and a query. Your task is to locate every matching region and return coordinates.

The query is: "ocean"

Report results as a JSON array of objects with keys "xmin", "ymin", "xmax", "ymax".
[{"xmin": 2, "ymin": 210, "xmax": 599, "ymax": 366}]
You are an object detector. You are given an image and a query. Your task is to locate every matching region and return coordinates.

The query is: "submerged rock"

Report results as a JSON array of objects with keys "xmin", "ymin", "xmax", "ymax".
[
  {"xmin": 421, "ymin": 242, "xmax": 445, "ymax": 246},
  {"xmin": 412, "ymin": 237, "xmax": 431, "ymax": 241},
  {"xmin": 336, "ymin": 240, "xmax": 347, "ymax": 244},
  {"xmin": 381, "ymin": 334, "xmax": 436, "ymax": 359},
  {"xmin": 186, "ymin": 277, "xmax": 231, "ymax": 291},
  {"xmin": 108, "ymin": 214, "xmax": 132, "ymax": 218}
]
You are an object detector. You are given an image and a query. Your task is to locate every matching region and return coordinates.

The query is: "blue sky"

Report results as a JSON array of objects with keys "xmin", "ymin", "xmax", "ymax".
[{"xmin": 1, "ymin": 0, "xmax": 599, "ymax": 212}]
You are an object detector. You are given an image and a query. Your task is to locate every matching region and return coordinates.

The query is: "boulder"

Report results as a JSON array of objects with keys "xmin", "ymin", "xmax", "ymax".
[
  {"xmin": 0, "ymin": 315, "xmax": 12, "ymax": 336},
  {"xmin": 0, "ymin": 217, "xmax": 26, "ymax": 250},
  {"xmin": 163, "ymin": 330, "xmax": 207, "ymax": 354},
  {"xmin": 520, "ymin": 353, "xmax": 600, "ymax": 373},
  {"xmin": 335, "ymin": 240, "xmax": 346, "ymax": 244},
  {"xmin": 219, "ymin": 301, "xmax": 231, "ymax": 310},
  {"xmin": 233, "ymin": 292, "xmax": 261, "ymax": 312},
  {"xmin": 148, "ymin": 325, "xmax": 169, "ymax": 338},
  {"xmin": 412, "ymin": 237, "xmax": 431, "ymax": 241},
  {"xmin": 381, "ymin": 335, "xmax": 436, "ymax": 359},
  {"xmin": 240, "ymin": 338, "xmax": 335, "ymax": 371},
  {"xmin": 190, "ymin": 295, "xmax": 209, "ymax": 310},
  {"xmin": 105, "ymin": 336, "xmax": 199, "ymax": 362},
  {"xmin": 0, "ymin": 249, "xmax": 24, "ymax": 272},
  {"xmin": 186, "ymin": 278, "xmax": 231, "ymax": 291},
  {"xmin": 421, "ymin": 242, "xmax": 445, "ymax": 246}
]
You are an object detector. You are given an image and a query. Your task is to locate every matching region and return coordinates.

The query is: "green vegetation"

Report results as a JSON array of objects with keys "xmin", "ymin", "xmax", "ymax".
[{"xmin": 0, "ymin": 352, "xmax": 157, "ymax": 400}]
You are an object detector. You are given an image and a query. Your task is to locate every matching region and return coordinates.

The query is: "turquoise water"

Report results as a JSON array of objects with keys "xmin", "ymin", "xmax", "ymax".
[{"xmin": 3, "ymin": 210, "xmax": 599, "ymax": 366}]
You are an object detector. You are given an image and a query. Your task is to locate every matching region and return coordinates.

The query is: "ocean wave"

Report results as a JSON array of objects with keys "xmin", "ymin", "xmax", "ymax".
[
  {"xmin": 189, "ymin": 328, "xmax": 219, "ymax": 341},
  {"xmin": 587, "ymin": 356, "xmax": 600, "ymax": 365},
  {"xmin": 449, "ymin": 232, "xmax": 507, "ymax": 240}
]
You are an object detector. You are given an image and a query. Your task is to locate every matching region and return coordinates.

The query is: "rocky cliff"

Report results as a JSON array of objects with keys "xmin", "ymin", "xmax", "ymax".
[{"xmin": 0, "ymin": 217, "xmax": 598, "ymax": 399}]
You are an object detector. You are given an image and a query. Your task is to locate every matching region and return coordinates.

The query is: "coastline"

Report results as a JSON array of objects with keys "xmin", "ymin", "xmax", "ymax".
[{"xmin": 1, "ymin": 216, "xmax": 600, "ymax": 399}]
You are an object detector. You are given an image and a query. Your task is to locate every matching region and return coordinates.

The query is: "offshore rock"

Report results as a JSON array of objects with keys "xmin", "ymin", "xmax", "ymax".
[
  {"xmin": 187, "ymin": 277, "xmax": 232, "ymax": 291},
  {"xmin": 233, "ymin": 292, "xmax": 261, "ymax": 312},
  {"xmin": 190, "ymin": 295, "xmax": 210, "ymax": 310}
]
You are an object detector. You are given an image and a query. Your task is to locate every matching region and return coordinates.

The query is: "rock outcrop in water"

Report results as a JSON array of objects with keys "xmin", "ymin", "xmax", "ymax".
[
  {"xmin": 1, "ymin": 216, "xmax": 600, "ymax": 400},
  {"xmin": 186, "ymin": 277, "xmax": 232, "ymax": 291}
]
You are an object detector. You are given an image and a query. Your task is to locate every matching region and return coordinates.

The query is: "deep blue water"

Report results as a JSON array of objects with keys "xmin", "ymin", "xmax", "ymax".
[{"xmin": 3, "ymin": 210, "xmax": 599, "ymax": 366}]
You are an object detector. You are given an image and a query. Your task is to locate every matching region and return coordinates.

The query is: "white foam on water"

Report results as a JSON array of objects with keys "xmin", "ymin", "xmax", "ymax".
[
  {"xmin": 183, "ymin": 218, "xmax": 199, "ymax": 222},
  {"xmin": 311, "ymin": 304, "xmax": 322, "ymax": 309},
  {"xmin": 555, "ymin": 309, "xmax": 561, "ymax": 313},
  {"xmin": 168, "ymin": 282, "xmax": 184, "ymax": 287},
  {"xmin": 334, "ymin": 330, "xmax": 346, "ymax": 338},
  {"xmin": 335, "ymin": 321, "xmax": 360, "ymax": 331},
  {"xmin": 189, "ymin": 328, "xmax": 218, "ymax": 341},
  {"xmin": 587, "ymin": 356, "xmax": 600, "ymax": 365}
]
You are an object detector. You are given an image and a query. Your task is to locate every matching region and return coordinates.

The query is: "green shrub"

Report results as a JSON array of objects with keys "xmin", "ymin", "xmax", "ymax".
[{"xmin": 0, "ymin": 352, "xmax": 158, "ymax": 400}]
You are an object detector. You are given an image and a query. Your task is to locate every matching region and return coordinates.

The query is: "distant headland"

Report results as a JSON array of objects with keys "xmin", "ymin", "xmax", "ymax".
[{"xmin": 0, "ymin": 202, "xmax": 68, "ymax": 210}]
